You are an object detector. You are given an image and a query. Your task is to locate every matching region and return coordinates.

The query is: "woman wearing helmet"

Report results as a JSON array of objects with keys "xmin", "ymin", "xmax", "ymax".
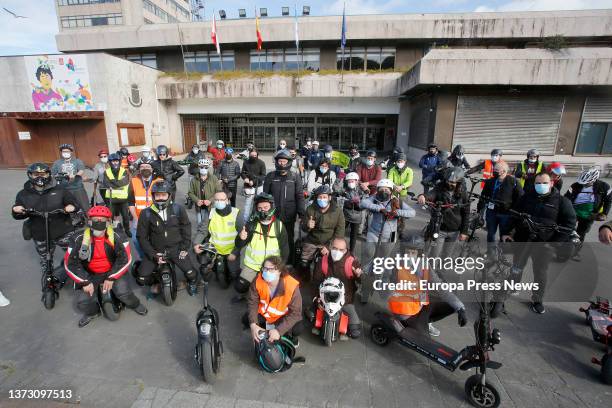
[
  {"xmin": 514, "ymin": 148, "xmax": 544, "ymax": 191},
  {"xmin": 65, "ymin": 205, "xmax": 147, "ymax": 327},
  {"xmin": 564, "ymin": 167, "xmax": 611, "ymax": 260},
  {"xmin": 337, "ymin": 172, "xmax": 367, "ymax": 252}
]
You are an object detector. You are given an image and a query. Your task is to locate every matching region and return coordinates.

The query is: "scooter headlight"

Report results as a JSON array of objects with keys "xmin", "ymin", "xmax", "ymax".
[
  {"xmin": 199, "ymin": 322, "xmax": 212, "ymax": 336},
  {"xmin": 491, "ymin": 328, "xmax": 501, "ymax": 345},
  {"xmin": 432, "ymin": 232, "xmax": 439, "ymax": 239}
]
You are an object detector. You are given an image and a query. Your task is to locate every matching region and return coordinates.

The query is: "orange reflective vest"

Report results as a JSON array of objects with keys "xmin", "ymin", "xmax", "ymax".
[
  {"xmin": 130, "ymin": 176, "xmax": 162, "ymax": 218},
  {"xmin": 387, "ymin": 268, "xmax": 429, "ymax": 317},
  {"xmin": 481, "ymin": 159, "xmax": 506, "ymax": 188},
  {"xmin": 256, "ymin": 274, "xmax": 300, "ymax": 324}
]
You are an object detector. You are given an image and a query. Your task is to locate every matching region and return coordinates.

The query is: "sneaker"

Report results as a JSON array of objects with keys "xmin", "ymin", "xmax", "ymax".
[
  {"xmin": 339, "ymin": 334, "xmax": 349, "ymax": 341},
  {"xmin": 530, "ymin": 302, "xmax": 546, "ymax": 314},
  {"xmin": 311, "ymin": 327, "xmax": 320, "ymax": 336},
  {"xmin": 78, "ymin": 312, "xmax": 101, "ymax": 328},
  {"xmin": 187, "ymin": 281, "xmax": 198, "ymax": 296},
  {"xmin": 134, "ymin": 304, "xmax": 148, "ymax": 316},
  {"xmin": 428, "ymin": 323, "xmax": 441, "ymax": 337},
  {"xmin": 0, "ymin": 291, "xmax": 10, "ymax": 307}
]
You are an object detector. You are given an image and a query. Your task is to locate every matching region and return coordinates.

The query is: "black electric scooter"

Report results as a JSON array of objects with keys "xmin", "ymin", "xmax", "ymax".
[
  {"xmin": 97, "ymin": 284, "xmax": 123, "ymax": 321},
  {"xmin": 197, "ymin": 242, "xmax": 232, "ymax": 289},
  {"xmin": 153, "ymin": 251, "xmax": 178, "ymax": 306},
  {"xmin": 194, "ymin": 280, "xmax": 223, "ymax": 383}
]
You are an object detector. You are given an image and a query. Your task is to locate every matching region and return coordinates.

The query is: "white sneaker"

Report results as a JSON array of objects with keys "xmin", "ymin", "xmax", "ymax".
[
  {"xmin": 0, "ymin": 291, "xmax": 10, "ymax": 307},
  {"xmin": 428, "ymin": 323, "xmax": 440, "ymax": 337}
]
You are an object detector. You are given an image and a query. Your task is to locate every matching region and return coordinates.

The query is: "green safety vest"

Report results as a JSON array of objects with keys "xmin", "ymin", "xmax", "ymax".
[
  {"xmin": 104, "ymin": 167, "xmax": 129, "ymax": 200},
  {"xmin": 208, "ymin": 207, "xmax": 239, "ymax": 255},
  {"xmin": 243, "ymin": 221, "xmax": 282, "ymax": 271},
  {"xmin": 519, "ymin": 161, "xmax": 543, "ymax": 188}
]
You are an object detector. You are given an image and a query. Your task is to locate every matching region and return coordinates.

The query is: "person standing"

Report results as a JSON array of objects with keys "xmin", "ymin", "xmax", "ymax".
[
  {"xmin": 152, "ymin": 145, "xmax": 184, "ymax": 201},
  {"xmin": 418, "ymin": 144, "xmax": 440, "ymax": 195},
  {"xmin": 207, "ymin": 139, "xmax": 226, "ymax": 170},
  {"xmin": 186, "ymin": 144, "xmax": 204, "ymax": 178},
  {"xmin": 337, "ymin": 172, "xmax": 367, "ymax": 253},
  {"xmin": 467, "ymin": 148, "xmax": 505, "ymax": 189},
  {"xmin": 514, "ymin": 149, "xmax": 544, "ymax": 192},
  {"xmin": 449, "ymin": 145, "xmax": 471, "ymax": 171},
  {"xmin": 92, "ymin": 149, "xmax": 109, "ymax": 206},
  {"xmin": 103, "ymin": 153, "xmax": 131, "ymax": 237},
  {"xmin": 51, "ymin": 143, "xmax": 90, "ymax": 212},
  {"xmin": 356, "ymin": 150, "xmax": 383, "ymax": 196},
  {"xmin": 387, "ymin": 153, "xmax": 413, "ymax": 201},
  {"xmin": 241, "ymin": 148, "xmax": 267, "ymax": 222},
  {"xmin": 217, "ymin": 148, "xmax": 241, "ymax": 207},
  {"xmin": 188, "ymin": 165, "xmax": 221, "ymax": 227}
]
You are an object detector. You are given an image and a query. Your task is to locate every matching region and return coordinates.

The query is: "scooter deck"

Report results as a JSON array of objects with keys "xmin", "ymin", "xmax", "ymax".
[{"xmin": 396, "ymin": 326, "xmax": 464, "ymax": 371}]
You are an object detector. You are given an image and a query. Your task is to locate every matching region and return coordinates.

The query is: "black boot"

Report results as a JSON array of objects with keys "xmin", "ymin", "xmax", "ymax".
[
  {"xmin": 78, "ymin": 311, "xmax": 101, "ymax": 328},
  {"xmin": 347, "ymin": 323, "xmax": 362, "ymax": 339},
  {"xmin": 133, "ymin": 303, "xmax": 148, "ymax": 316}
]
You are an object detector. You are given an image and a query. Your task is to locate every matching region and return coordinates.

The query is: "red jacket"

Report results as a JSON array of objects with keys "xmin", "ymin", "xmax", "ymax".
[
  {"xmin": 356, "ymin": 164, "xmax": 382, "ymax": 195},
  {"xmin": 207, "ymin": 146, "xmax": 226, "ymax": 168}
]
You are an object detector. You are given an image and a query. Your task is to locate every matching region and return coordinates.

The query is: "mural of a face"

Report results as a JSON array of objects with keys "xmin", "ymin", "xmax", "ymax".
[{"xmin": 38, "ymin": 72, "xmax": 53, "ymax": 90}]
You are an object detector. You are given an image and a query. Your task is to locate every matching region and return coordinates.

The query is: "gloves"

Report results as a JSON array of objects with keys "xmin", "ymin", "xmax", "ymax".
[{"xmin": 457, "ymin": 308, "xmax": 467, "ymax": 327}]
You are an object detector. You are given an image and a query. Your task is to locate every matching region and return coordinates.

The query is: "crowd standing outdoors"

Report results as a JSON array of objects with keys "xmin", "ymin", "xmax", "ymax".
[{"xmin": 6, "ymin": 137, "xmax": 612, "ymax": 368}]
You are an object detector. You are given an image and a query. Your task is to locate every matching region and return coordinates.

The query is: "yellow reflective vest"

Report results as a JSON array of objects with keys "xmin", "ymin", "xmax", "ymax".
[
  {"xmin": 208, "ymin": 207, "xmax": 239, "ymax": 255},
  {"xmin": 243, "ymin": 221, "xmax": 282, "ymax": 271},
  {"xmin": 104, "ymin": 167, "xmax": 129, "ymax": 200}
]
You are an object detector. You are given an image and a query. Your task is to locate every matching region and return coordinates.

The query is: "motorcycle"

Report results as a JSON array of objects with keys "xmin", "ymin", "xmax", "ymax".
[
  {"xmin": 197, "ymin": 242, "xmax": 232, "ymax": 289},
  {"xmin": 579, "ymin": 297, "xmax": 612, "ymax": 384},
  {"xmin": 311, "ymin": 277, "xmax": 350, "ymax": 347},
  {"xmin": 194, "ymin": 280, "xmax": 223, "ymax": 383}
]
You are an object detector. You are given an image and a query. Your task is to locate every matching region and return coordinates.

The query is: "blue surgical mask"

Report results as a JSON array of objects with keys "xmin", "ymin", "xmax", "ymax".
[
  {"xmin": 319, "ymin": 166, "xmax": 328, "ymax": 174},
  {"xmin": 317, "ymin": 199, "xmax": 329, "ymax": 208},
  {"xmin": 366, "ymin": 159, "xmax": 374, "ymax": 167},
  {"xmin": 262, "ymin": 269, "xmax": 278, "ymax": 283},
  {"xmin": 534, "ymin": 183, "xmax": 550, "ymax": 195},
  {"xmin": 214, "ymin": 201, "xmax": 227, "ymax": 210}
]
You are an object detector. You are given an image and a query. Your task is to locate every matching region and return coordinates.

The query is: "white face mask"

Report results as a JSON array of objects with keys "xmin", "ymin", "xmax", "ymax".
[
  {"xmin": 62, "ymin": 152, "xmax": 72, "ymax": 159},
  {"xmin": 280, "ymin": 143, "xmax": 286, "ymax": 148},
  {"xmin": 491, "ymin": 155, "xmax": 500, "ymax": 163},
  {"xmin": 199, "ymin": 168, "xmax": 208, "ymax": 176},
  {"xmin": 193, "ymin": 148, "xmax": 199, "ymax": 154},
  {"xmin": 397, "ymin": 161, "xmax": 406, "ymax": 169},
  {"xmin": 330, "ymin": 249, "xmax": 345, "ymax": 262},
  {"xmin": 347, "ymin": 181, "xmax": 357, "ymax": 189},
  {"xmin": 100, "ymin": 157, "xmax": 108, "ymax": 163}
]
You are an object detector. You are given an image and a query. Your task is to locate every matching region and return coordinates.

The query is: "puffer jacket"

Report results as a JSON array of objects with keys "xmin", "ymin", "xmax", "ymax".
[
  {"xmin": 338, "ymin": 185, "xmax": 367, "ymax": 224},
  {"xmin": 360, "ymin": 195, "xmax": 415, "ymax": 242},
  {"xmin": 419, "ymin": 153, "xmax": 440, "ymax": 178}
]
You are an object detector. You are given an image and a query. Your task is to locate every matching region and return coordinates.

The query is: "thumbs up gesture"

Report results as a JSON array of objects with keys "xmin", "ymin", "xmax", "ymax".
[
  {"xmin": 352, "ymin": 266, "xmax": 363, "ymax": 277},
  {"xmin": 307, "ymin": 216, "xmax": 316, "ymax": 230},
  {"xmin": 239, "ymin": 226, "xmax": 248, "ymax": 240}
]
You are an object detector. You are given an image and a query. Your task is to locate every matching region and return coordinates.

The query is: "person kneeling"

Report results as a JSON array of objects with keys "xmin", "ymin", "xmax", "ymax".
[
  {"xmin": 65, "ymin": 206, "xmax": 147, "ymax": 327},
  {"xmin": 243, "ymin": 256, "xmax": 303, "ymax": 348}
]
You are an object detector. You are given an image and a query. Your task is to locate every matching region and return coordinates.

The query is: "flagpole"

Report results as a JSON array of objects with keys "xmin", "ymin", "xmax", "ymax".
[
  {"xmin": 295, "ymin": 4, "xmax": 301, "ymax": 85},
  {"xmin": 340, "ymin": 2, "xmax": 346, "ymax": 86}
]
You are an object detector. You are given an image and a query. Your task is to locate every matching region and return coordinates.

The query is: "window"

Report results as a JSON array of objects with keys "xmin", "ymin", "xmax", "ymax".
[
  {"xmin": 57, "ymin": 0, "xmax": 120, "ymax": 5},
  {"xmin": 143, "ymin": 0, "xmax": 180, "ymax": 23},
  {"xmin": 249, "ymin": 48, "xmax": 320, "ymax": 71},
  {"xmin": 337, "ymin": 47, "xmax": 395, "ymax": 71},
  {"xmin": 185, "ymin": 51, "xmax": 235, "ymax": 72},
  {"xmin": 117, "ymin": 123, "xmax": 145, "ymax": 147},
  {"xmin": 60, "ymin": 13, "xmax": 122, "ymax": 28},
  {"xmin": 126, "ymin": 53, "xmax": 158, "ymax": 69},
  {"xmin": 576, "ymin": 122, "xmax": 612, "ymax": 155}
]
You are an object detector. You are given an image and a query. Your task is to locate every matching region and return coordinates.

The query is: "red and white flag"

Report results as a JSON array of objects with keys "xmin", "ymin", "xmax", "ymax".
[{"xmin": 211, "ymin": 12, "xmax": 221, "ymax": 55}]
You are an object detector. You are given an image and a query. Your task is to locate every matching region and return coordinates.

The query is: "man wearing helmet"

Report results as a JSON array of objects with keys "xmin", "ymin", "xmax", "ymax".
[
  {"xmin": 188, "ymin": 158, "xmax": 221, "ymax": 226},
  {"xmin": 514, "ymin": 149, "xmax": 544, "ymax": 191},
  {"xmin": 449, "ymin": 145, "xmax": 471, "ymax": 170},
  {"xmin": 356, "ymin": 150, "xmax": 382, "ymax": 196},
  {"xmin": 337, "ymin": 172, "xmax": 367, "ymax": 252},
  {"xmin": 347, "ymin": 144, "xmax": 362, "ymax": 173},
  {"xmin": 65, "ymin": 206, "xmax": 147, "ymax": 327},
  {"xmin": 207, "ymin": 139, "xmax": 226, "ymax": 169},
  {"xmin": 264, "ymin": 149, "xmax": 306, "ymax": 265},
  {"xmin": 152, "ymin": 145, "xmax": 184, "ymax": 201},
  {"xmin": 93, "ymin": 149, "xmax": 110, "ymax": 206},
  {"xmin": 387, "ymin": 153, "xmax": 413, "ymax": 200},
  {"xmin": 564, "ymin": 167, "xmax": 611, "ymax": 261},
  {"xmin": 241, "ymin": 148, "xmax": 267, "ymax": 223},
  {"xmin": 12, "ymin": 163, "xmax": 79, "ymax": 305},
  {"xmin": 217, "ymin": 147, "xmax": 241, "ymax": 207},
  {"xmin": 117, "ymin": 147, "xmax": 131, "ymax": 173},
  {"xmin": 418, "ymin": 144, "xmax": 441, "ymax": 194},
  {"xmin": 299, "ymin": 185, "xmax": 346, "ymax": 280},
  {"xmin": 186, "ymin": 144, "xmax": 204, "ymax": 177},
  {"xmin": 234, "ymin": 193, "xmax": 289, "ymax": 301},
  {"xmin": 51, "ymin": 143, "xmax": 90, "ymax": 211},
  {"xmin": 307, "ymin": 140, "xmax": 324, "ymax": 172},
  {"xmin": 467, "ymin": 148, "xmax": 505, "ymax": 189},
  {"xmin": 135, "ymin": 182, "xmax": 199, "ymax": 296},
  {"xmin": 103, "ymin": 153, "xmax": 131, "ymax": 237}
]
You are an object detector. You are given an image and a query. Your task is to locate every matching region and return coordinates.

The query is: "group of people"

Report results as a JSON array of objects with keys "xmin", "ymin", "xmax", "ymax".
[{"xmin": 6, "ymin": 139, "xmax": 612, "ymax": 362}]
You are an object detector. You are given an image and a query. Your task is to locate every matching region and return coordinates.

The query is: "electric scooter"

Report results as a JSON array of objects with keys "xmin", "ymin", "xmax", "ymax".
[
  {"xmin": 197, "ymin": 242, "xmax": 232, "ymax": 289},
  {"xmin": 311, "ymin": 277, "xmax": 350, "ymax": 347},
  {"xmin": 154, "ymin": 251, "xmax": 178, "ymax": 306},
  {"xmin": 194, "ymin": 280, "xmax": 223, "ymax": 383},
  {"xmin": 579, "ymin": 297, "xmax": 612, "ymax": 384},
  {"xmin": 97, "ymin": 284, "xmax": 123, "ymax": 321}
]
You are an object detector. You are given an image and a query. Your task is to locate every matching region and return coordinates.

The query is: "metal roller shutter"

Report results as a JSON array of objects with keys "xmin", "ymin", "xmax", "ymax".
[
  {"xmin": 453, "ymin": 95, "xmax": 565, "ymax": 155},
  {"xmin": 582, "ymin": 97, "xmax": 612, "ymax": 122}
]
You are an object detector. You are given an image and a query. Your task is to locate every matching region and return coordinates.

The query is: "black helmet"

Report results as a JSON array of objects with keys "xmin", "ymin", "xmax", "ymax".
[
  {"xmin": 156, "ymin": 145, "xmax": 169, "ymax": 156},
  {"xmin": 313, "ymin": 185, "xmax": 333, "ymax": 197},
  {"xmin": 119, "ymin": 147, "xmax": 129, "ymax": 157},
  {"xmin": 438, "ymin": 150, "xmax": 450, "ymax": 162},
  {"xmin": 452, "ymin": 145, "xmax": 465, "ymax": 156},
  {"xmin": 527, "ymin": 148, "xmax": 539, "ymax": 158},
  {"xmin": 256, "ymin": 338, "xmax": 286, "ymax": 373},
  {"xmin": 396, "ymin": 153, "xmax": 407, "ymax": 162},
  {"xmin": 151, "ymin": 181, "xmax": 172, "ymax": 210},
  {"xmin": 490, "ymin": 149, "xmax": 503, "ymax": 156},
  {"xmin": 393, "ymin": 146, "xmax": 405, "ymax": 155},
  {"xmin": 108, "ymin": 153, "xmax": 121, "ymax": 167},
  {"xmin": 427, "ymin": 143, "xmax": 438, "ymax": 150},
  {"xmin": 27, "ymin": 162, "xmax": 52, "ymax": 187},
  {"xmin": 366, "ymin": 150, "xmax": 377, "ymax": 158},
  {"xmin": 59, "ymin": 143, "xmax": 74, "ymax": 151},
  {"xmin": 253, "ymin": 192, "xmax": 276, "ymax": 220},
  {"xmin": 401, "ymin": 235, "xmax": 426, "ymax": 252},
  {"xmin": 254, "ymin": 192, "xmax": 275, "ymax": 208},
  {"xmin": 444, "ymin": 166, "xmax": 465, "ymax": 183},
  {"xmin": 323, "ymin": 144, "xmax": 333, "ymax": 153},
  {"xmin": 349, "ymin": 143, "xmax": 359, "ymax": 150},
  {"xmin": 138, "ymin": 156, "xmax": 154, "ymax": 167},
  {"xmin": 274, "ymin": 149, "xmax": 293, "ymax": 172}
]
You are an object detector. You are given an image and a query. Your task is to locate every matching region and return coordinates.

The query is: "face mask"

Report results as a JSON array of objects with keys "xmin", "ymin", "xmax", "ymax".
[
  {"xmin": 262, "ymin": 270, "xmax": 279, "ymax": 283},
  {"xmin": 155, "ymin": 199, "xmax": 168, "ymax": 210},
  {"xmin": 225, "ymin": 154, "xmax": 232, "ymax": 161},
  {"xmin": 317, "ymin": 199, "xmax": 329, "ymax": 208},
  {"xmin": 319, "ymin": 166, "xmax": 328, "ymax": 174},
  {"xmin": 306, "ymin": 143, "xmax": 312, "ymax": 148},
  {"xmin": 249, "ymin": 155, "xmax": 257, "ymax": 161},
  {"xmin": 397, "ymin": 161, "xmax": 405, "ymax": 169},
  {"xmin": 377, "ymin": 191, "xmax": 390, "ymax": 201},
  {"xmin": 257, "ymin": 209, "xmax": 273, "ymax": 221},
  {"xmin": 279, "ymin": 143, "xmax": 286, "ymax": 148},
  {"xmin": 330, "ymin": 249, "xmax": 345, "ymax": 262},
  {"xmin": 216, "ymin": 144, "xmax": 223, "ymax": 149},
  {"xmin": 491, "ymin": 155, "xmax": 500, "ymax": 163},
  {"xmin": 214, "ymin": 201, "xmax": 227, "ymax": 210},
  {"xmin": 192, "ymin": 148, "xmax": 199, "ymax": 154},
  {"xmin": 91, "ymin": 220, "xmax": 107, "ymax": 232},
  {"xmin": 325, "ymin": 153, "xmax": 332, "ymax": 159},
  {"xmin": 100, "ymin": 157, "xmax": 108, "ymax": 163},
  {"xmin": 528, "ymin": 158, "xmax": 536, "ymax": 163},
  {"xmin": 534, "ymin": 183, "xmax": 550, "ymax": 195},
  {"xmin": 366, "ymin": 159, "xmax": 374, "ymax": 167},
  {"xmin": 350, "ymin": 151, "xmax": 358, "ymax": 158},
  {"xmin": 140, "ymin": 169, "xmax": 152, "ymax": 178},
  {"xmin": 110, "ymin": 161, "xmax": 121, "ymax": 169},
  {"xmin": 457, "ymin": 154, "xmax": 464, "ymax": 159},
  {"xmin": 62, "ymin": 152, "xmax": 71, "ymax": 159},
  {"xmin": 199, "ymin": 168, "xmax": 208, "ymax": 176},
  {"xmin": 347, "ymin": 181, "xmax": 357, "ymax": 189},
  {"xmin": 275, "ymin": 161, "xmax": 291, "ymax": 173}
]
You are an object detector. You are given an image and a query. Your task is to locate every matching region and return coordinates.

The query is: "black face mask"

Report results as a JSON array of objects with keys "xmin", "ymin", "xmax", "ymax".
[
  {"xmin": 275, "ymin": 161, "xmax": 291, "ymax": 173},
  {"xmin": 91, "ymin": 220, "xmax": 107, "ymax": 231},
  {"xmin": 32, "ymin": 176, "xmax": 50, "ymax": 187},
  {"xmin": 155, "ymin": 199, "xmax": 169, "ymax": 211},
  {"xmin": 377, "ymin": 192, "xmax": 390, "ymax": 201},
  {"xmin": 248, "ymin": 156, "xmax": 257, "ymax": 162},
  {"xmin": 140, "ymin": 169, "xmax": 152, "ymax": 178},
  {"xmin": 257, "ymin": 209, "xmax": 274, "ymax": 221}
]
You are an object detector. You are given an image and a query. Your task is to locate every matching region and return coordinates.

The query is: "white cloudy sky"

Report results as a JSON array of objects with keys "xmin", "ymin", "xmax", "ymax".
[{"xmin": 1, "ymin": 0, "xmax": 611, "ymax": 55}]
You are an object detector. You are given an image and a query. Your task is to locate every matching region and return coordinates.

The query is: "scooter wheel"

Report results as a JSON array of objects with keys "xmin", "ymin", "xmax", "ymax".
[
  {"xmin": 101, "ymin": 300, "xmax": 121, "ymax": 321},
  {"xmin": 601, "ymin": 353, "xmax": 612, "ymax": 385},
  {"xmin": 465, "ymin": 374, "xmax": 500, "ymax": 408},
  {"xmin": 198, "ymin": 339, "xmax": 217, "ymax": 384},
  {"xmin": 161, "ymin": 283, "xmax": 174, "ymax": 306},
  {"xmin": 370, "ymin": 324, "xmax": 389, "ymax": 346},
  {"xmin": 42, "ymin": 290, "xmax": 56, "ymax": 310}
]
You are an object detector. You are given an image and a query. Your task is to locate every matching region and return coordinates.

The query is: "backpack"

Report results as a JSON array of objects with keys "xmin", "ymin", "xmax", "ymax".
[{"xmin": 321, "ymin": 254, "xmax": 355, "ymax": 279}]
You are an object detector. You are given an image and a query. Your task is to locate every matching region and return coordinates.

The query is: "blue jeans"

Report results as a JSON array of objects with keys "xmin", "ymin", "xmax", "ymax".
[{"xmin": 486, "ymin": 210, "xmax": 511, "ymax": 243}]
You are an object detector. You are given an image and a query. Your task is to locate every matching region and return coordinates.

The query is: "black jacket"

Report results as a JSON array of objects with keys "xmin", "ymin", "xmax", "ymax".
[
  {"xmin": 152, "ymin": 158, "xmax": 184, "ymax": 188},
  {"xmin": 263, "ymin": 170, "xmax": 305, "ymax": 222},
  {"xmin": 186, "ymin": 152, "xmax": 204, "ymax": 176},
  {"xmin": 449, "ymin": 155, "xmax": 471, "ymax": 170},
  {"xmin": 12, "ymin": 182, "xmax": 78, "ymax": 241},
  {"xmin": 241, "ymin": 157, "xmax": 267, "ymax": 188},
  {"xmin": 564, "ymin": 180, "xmax": 612, "ymax": 216},
  {"xmin": 509, "ymin": 188, "xmax": 576, "ymax": 242},
  {"xmin": 424, "ymin": 185, "xmax": 470, "ymax": 234},
  {"xmin": 136, "ymin": 203, "xmax": 191, "ymax": 259},
  {"xmin": 477, "ymin": 176, "xmax": 523, "ymax": 214},
  {"xmin": 217, "ymin": 159, "xmax": 241, "ymax": 188}
]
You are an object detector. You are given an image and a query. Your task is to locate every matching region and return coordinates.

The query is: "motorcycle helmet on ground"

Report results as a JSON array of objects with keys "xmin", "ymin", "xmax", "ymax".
[
  {"xmin": 27, "ymin": 162, "xmax": 52, "ymax": 187},
  {"xmin": 256, "ymin": 333, "xmax": 297, "ymax": 373}
]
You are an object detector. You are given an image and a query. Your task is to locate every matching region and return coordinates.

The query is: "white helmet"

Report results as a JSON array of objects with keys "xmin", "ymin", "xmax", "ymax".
[
  {"xmin": 312, "ymin": 140, "xmax": 320, "ymax": 145},
  {"xmin": 216, "ymin": 140, "xmax": 225, "ymax": 146},
  {"xmin": 577, "ymin": 167, "xmax": 600, "ymax": 185},
  {"xmin": 345, "ymin": 172, "xmax": 360, "ymax": 182},
  {"xmin": 198, "ymin": 158, "xmax": 211, "ymax": 168},
  {"xmin": 141, "ymin": 145, "xmax": 151, "ymax": 152},
  {"xmin": 377, "ymin": 178, "xmax": 394, "ymax": 189},
  {"xmin": 319, "ymin": 277, "xmax": 345, "ymax": 317}
]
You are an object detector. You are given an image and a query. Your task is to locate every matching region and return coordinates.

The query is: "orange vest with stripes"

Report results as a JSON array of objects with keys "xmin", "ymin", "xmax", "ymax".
[
  {"xmin": 256, "ymin": 274, "xmax": 300, "ymax": 324},
  {"xmin": 387, "ymin": 268, "xmax": 429, "ymax": 317},
  {"xmin": 130, "ymin": 177, "xmax": 162, "ymax": 218}
]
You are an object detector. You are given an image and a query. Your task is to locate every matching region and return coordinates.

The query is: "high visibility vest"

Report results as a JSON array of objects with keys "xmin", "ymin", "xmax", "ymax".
[
  {"xmin": 256, "ymin": 273, "xmax": 300, "ymax": 323},
  {"xmin": 481, "ymin": 159, "xmax": 506, "ymax": 188},
  {"xmin": 131, "ymin": 177, "xmax": 162, "ymax": 218},
  {"xmin": 518, "ymin": 161, "xmax": 543, "ymax": 188},
  {"xmin": 105, "ymin": 167, "xmax": 129, "ymax": 200},
  {"xmin": 208, "ymin": 207, "xmax": 239, "ymax": 255},
  {"xmin": 387, "ymin": 268, "xmax": 429, "ymax": 317},
  {"xmin": 243, "ymin": 222, "xmax": 282, "ymax": 271}
]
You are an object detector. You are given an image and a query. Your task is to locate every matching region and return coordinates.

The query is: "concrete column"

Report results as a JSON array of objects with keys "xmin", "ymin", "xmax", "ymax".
[
  {"xmin": 395, "ymin": 47, "xmax": 423, "ymax": 71},
  {"xmin": 556, "ymin": 96, "xmax": 586, "ymax": 155},
  {"xmin": 320, "ymin": 46, "xmax": 337, "ymax": 70},
  {"xmin": 432, "ymin": 93, "xmax": 458, "ymax": 152},
  {"xmin": 235, "ymin": 49, "xmax": 250, "ymax": 71},
  {"xmin": 397, "ymin": 99, "xmax": 410, "ymax": 150}
]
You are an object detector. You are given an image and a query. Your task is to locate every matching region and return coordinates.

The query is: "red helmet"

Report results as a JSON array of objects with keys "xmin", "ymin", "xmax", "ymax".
[
  {"xmin": 546, "ymin": 162, "xmax": 566, "ymax": 176},
  {"xmin": 127, "ymin": 154, "xmax": 137, "ymax": 163},
  {"xmin": 98, "ymin": 149, "xmax": 109, "ymax": 156},
  {"xmin": 87, "ymin": 205, "xmax": 112, "ymax": 219}
]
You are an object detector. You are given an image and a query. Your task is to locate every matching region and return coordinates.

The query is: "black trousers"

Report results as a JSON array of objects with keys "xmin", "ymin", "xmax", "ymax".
[
  {"xmin": 346, "ymin": 221, "xmax": 360, "ymax": 253},
  {"xmin": 282, "ymin": 218, "xmax": 297, "ymax": 266},
  {"xmin": 514, "ymin": 243, "xmax": 552, "ymax": 302},
  {"xmin": 76, "ymin": 273, "xmax": 140, "ymax": 316},
  {"xmin": 137, "ymin": 247, "xmax": 197, "ymax": 285},
  {"xmin": 400, "ymin": 300, "xmax": 455, "ymax": 334},
  {"xmin": 241, "ymin": 312, "xmax": 304, "ymax": 339},
  {"xmin": 110, "ymin": 201, "xmax": 130, "ymax": 233},
  {"xmin": 227, "ymin": 184, "xmax": 238, "ymax": 207},
  {"xmin": 576, "ymin": 216, "xmax": 594, "ymax": 242}
]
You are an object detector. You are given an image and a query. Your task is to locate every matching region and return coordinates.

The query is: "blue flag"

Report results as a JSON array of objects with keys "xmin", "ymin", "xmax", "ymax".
[{"xmin": 341, "ymin": 3, "xmax": 346, "ymax": 51}]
